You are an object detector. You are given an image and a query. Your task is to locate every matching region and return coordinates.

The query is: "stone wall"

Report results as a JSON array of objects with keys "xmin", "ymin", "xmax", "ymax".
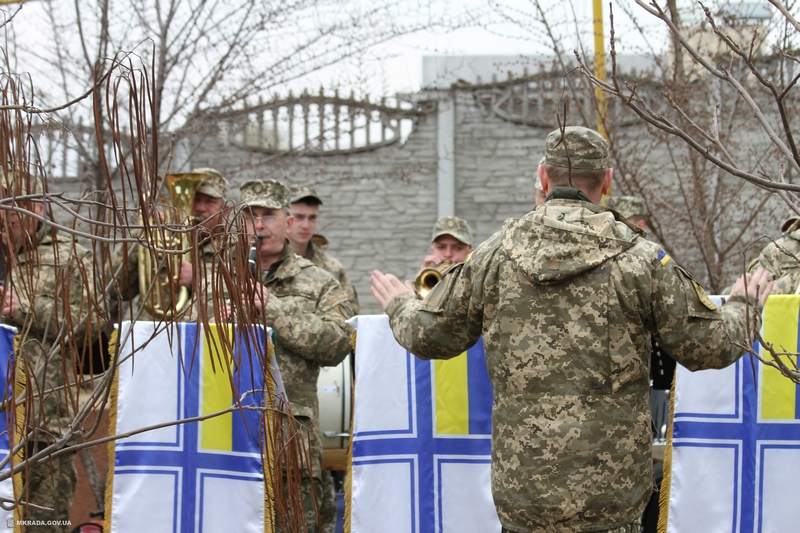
[{"xmin": 45, "ymin": 83, "xmax": 784, "ymax": 314}]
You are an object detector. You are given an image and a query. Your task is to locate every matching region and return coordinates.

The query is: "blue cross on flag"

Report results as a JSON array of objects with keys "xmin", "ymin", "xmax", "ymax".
[
  {"xmin": 347, "ymin": 315, "xmax": 501, "ymax": 533},
  {"xmin": 662, "ymin": 295, "xmax": 800, "ymax": 533},
  {"xmin": 107, "ymin": 322, "xmax": 275, "ymax": 533}
]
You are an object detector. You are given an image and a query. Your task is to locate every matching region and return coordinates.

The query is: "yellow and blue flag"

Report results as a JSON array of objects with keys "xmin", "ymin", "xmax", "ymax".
[
  {"xmin": 0, "ymin": 325, "xmax": 18, "ymax": 530},
  {"xmin": 347, "ymin": 315, "xmax": 500, "ymax": 533},
  {"xmin": 661, "ymin": 295, "xmax": 800, "ymax": 533},
  {"xmin": 106, "ymin": 322, "xmax": 277, "ymax": 533}
]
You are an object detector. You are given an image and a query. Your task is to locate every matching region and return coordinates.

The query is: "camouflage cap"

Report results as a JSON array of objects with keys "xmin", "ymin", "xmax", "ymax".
[
  {"xmin": 290, "ymin": 184, "xmax": 323, "ymax": 205},
  {"xmin": 782, "ymin": 213, "xmax": 799, "ymax": 233},
  {"xmin": 607, "ymin": 196, "xmax": 646, "ymax": 219},
  {"xmin": 239, "ymin": 179, "xmax": 291, "ymax": 210},
  {"xmin": 544, "ymin": 126, "xmax": 609, "ymax": 170},
  {"xmin": 2, "ymin": 171, "xmax": 44, "ymax": 197},
  {"xmin": 192, "ymin": 167, "xmax": 229, "ymax": 199},
  {"xmin": 431, "ymin": 216, "xmax": 473, "ymax": 246}
]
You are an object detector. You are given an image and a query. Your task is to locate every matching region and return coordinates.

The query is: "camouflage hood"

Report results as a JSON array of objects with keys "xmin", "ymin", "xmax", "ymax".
[{"xmin": 501, "ymin": 188, "xmax": 642, "ymax": 284}]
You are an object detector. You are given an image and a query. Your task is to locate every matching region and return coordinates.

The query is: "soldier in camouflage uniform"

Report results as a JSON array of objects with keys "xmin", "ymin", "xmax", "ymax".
[
  {"xmin": 288, "ymin": 184, "xmax": 360, "ymax": 314},
  {"xmin": 371, "ymin": 126, "xmax": 772, "ymax": 533},
  {"xmin": 287, "ymin": 184, "xmax": 357, "ymax": 532},
  {"xmin": 0, "ymin": 174, "xmax": 97, "ymax": 532},
  {"xmin": 606, "ymin": 195, "xmax": 648, "ymax": 230},
  {"xmin": 748, "ymin": 215, "xmax": 800, "ymax": 294},
  {"xmin": 112, "ymin": 168, "xmax": 232, "ymax": 322},
  {"xmin": 237, "ymin": 179, "xmax": 353, "ymax": 533},
  {"xmin": 419, "ymin": 216, "xmax": 474, "ymax": 270}
]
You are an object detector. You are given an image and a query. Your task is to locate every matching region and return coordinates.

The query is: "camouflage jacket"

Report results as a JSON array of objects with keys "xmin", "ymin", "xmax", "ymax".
[
  {"xmin": 259, "ymin": 243, "xmax": 353, "ymax": 478},
  {"xmin": 304, "ymin": 240, "xmax": 360, "ymax": 315},
  {"xmin": 385, "ymin": 189, "xmax": 759, "ymax": 533},
  {"xmin": 749, "ymin": 230, "xmax": 800, "ymax": 295},
  {"xmin": 4, "ymin": 223, "xmax": 96, "ymax": 440}
]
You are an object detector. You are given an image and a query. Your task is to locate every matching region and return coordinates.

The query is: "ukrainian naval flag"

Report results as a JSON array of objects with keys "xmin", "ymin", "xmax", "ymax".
[
  {"xmin": 0, "ymin": 324, "xmax": 19, "ymax": 531},
  {"xmin": 106, "ymin": 322, "xmax": 277, "ymax": 533},
  {"xmin": 346, "ymin": 315, "xmax": 501, "ymax": 533},
  {"xmin": 660, "ymin": 295, "xmax": 800, "ymax": 533}
]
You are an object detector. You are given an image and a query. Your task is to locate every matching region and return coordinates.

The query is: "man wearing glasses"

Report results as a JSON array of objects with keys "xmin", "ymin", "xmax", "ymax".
[{"xmin": 236, "ymin": 179, "xmax": 353, "ymax": 533}]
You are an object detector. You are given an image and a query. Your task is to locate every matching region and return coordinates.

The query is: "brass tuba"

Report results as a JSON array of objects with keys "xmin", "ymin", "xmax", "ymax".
[
  {"xmin": 413, "ymin": 260, "xmax": 452, "ymax": 298},
  {"xmin": 138, "ymin": 172, "xmax": 206, "ymax": 319}
]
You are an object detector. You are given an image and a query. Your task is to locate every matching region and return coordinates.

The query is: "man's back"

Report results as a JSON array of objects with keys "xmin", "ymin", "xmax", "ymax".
[{"xmin": 386, "ymin": 191, "xmax": 758, "ymax": 532}]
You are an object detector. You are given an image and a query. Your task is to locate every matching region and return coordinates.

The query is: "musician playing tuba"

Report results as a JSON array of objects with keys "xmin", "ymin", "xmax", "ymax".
[
  {"xmin": 414, "ymin": 216, "xmax": 474, "ymax": 297},
  {"xmin": 110, "ymin": 168, "xmax": 232, "ymax": 323}
]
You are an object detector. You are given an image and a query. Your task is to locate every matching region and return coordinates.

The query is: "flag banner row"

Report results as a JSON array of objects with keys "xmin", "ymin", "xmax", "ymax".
[{"xmin": 106, "ymin": 321, "xmax": 280, "ymax": 533}]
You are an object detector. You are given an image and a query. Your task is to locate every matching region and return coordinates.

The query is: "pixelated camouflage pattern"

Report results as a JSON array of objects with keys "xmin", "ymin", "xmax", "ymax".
[
  {"xmin": 545, "ymin": 126, "xmax": 609, "ymax": 170},
  {"xmin": 749, "ymin": 229, "xmax": 800, "ymax": 295},
  {"xmin": 241, "ymin": 179, "xmax": 291, "ymax": 210},
  {"xmin": 290, "ymin": 184, "xmax": 323, "ymax": 205},
  {"xmin": 109, "ymin": 236, "xmax": 230, "ymax": 323},
  {"xmin": 432, "ymin": 216, "xmax": 474, "ymax": 246},
  {"xmin": 5, "ymin": 223, "xmax": 96, "ymax": 440},
  {"xmin": 304, "ymin": 240, "xmax": 360, "ymax": 315},
  {"xmin": 606, "ymin": 196, "xmax": 646, "ymax": 220},
  {"xmin": 23, "ymin": 448, "xmax": 77, "ymax": 531},
  {"xmin": 385, "ymin": 191, "xmax": 758, "ymax": 532},
  {"xmin": 192, "ymin": 167, "xmax": 230, "ymax": 199},
  {"xmin": 259, "ymin": 243, "xmax": 353, "ymax": 479},
  {"xmin": 276, "ymin": 475, "xmax": 323, "ymax": 533}
]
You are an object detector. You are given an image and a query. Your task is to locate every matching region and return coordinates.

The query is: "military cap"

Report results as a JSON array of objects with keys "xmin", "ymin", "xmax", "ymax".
[
  {"xmin": 781, "ymin": 213, "xmax": 800, "ymax": 233},
  {"xmin": 290, "ymin": 184, "xmax": 323, "ymax": 205},
  {"xmin": 544, "ymin": 126, "xmax": 609, "ymax": 170},
  {"xmin": 2, "ymin": 170, "xmax": 44, "ymax": 197},
  {"xmin": 192, "ymin": 167, "xmax": 229, "ymax": 199},
  {"xmin": 239, "ymin": 179, "xmax": 291, "ymax": 210},
  {"xmin": 431, "ymin": 216, "xmax": 473, "ymax": 246},
  {"xmin": 607, "ymin": 196, "xmax": 646, "ymax": 219}
]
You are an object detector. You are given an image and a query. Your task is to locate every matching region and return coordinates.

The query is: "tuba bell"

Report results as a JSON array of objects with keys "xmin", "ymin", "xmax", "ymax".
[
  {"xmin": 138, "ymin": 172, "xmax": 207, "ymax": 319},
  {"xmin": 413, "ymin": 260, "xmax": 452, "ymax": 298}
]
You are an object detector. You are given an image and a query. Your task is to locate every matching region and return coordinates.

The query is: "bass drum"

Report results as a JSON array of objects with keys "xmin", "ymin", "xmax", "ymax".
[{"xmin": 317, "ymin": 354, "xmax": 352, "ymax": 450}]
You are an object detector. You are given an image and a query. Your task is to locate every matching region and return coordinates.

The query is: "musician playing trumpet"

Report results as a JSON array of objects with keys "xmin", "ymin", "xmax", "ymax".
[
  {"xmin": 414, "ymin": 216, "xmax": 474, "ymax": 297},
  {"xmin": 420, "ymin": 216, "xmax": 474, "ymax": 270}
]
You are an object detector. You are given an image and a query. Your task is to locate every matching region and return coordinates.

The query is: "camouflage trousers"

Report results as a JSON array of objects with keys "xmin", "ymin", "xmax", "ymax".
[
  {"xmin": 277, "ymin": 476, "xmax": 324, "ymax": 533},
  {"xmin": 23, "ymin": 449, "xmax": 77, "ymax": 533},
  {"xmin": 320, "ymin": 470, "xmax": 336, "ymax": 533},
  {"xmin": 501, "ymin": 523, "xmax": 641, "ymax": 533}
]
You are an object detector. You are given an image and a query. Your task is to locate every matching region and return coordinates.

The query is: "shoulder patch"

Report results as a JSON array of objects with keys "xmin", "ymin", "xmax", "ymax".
[
  {"xmin": 465, "ymin": 251, "xmax": 473, "ymax": 263},
  {"xmin": 657, "ymin": 250, "xmax": 671, "ymax": 265}
]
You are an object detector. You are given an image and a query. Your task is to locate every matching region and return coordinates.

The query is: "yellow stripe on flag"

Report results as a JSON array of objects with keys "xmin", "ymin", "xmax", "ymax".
[
  {"xmin": 761, "ymin": 295, "xmax": 799, "ymax": 420},
  {"xmin": 434, "ymin": 354, "xmax": 469, "ymax": 435},
  {"xmin": 201, "ymin": 324, "xmax": 234, "ymax": 450}
]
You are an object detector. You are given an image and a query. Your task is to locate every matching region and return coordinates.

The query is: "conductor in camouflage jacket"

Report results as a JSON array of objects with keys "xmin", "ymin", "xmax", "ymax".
[
  {"xmin": 236, "ymin": 179, "xmax": 352, "ymax": 532},
  {"xmin": 371, "ymin": 127, "xmax": 772, "ymax": 533},
  {"xmin": 0, "ymin": 174, "xmax": 97, "ymax": 532}
]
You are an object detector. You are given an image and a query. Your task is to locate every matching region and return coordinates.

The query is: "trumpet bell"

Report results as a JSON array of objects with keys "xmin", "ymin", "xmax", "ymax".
[{"xmin": 413, "ymin": 260, "xmax": 452, "ymax": 298}]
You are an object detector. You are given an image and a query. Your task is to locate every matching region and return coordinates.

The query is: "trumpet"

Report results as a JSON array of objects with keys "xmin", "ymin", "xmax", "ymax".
[
  {"xmin": 138, "ymin": 172, "xmax": 206, "ymax": 319},
  {"xmin": 413, "ymin": 260, "xmax": 452, "ymax": 298}
]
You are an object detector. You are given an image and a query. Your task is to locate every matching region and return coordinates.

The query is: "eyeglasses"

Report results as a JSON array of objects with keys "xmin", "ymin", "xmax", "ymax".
[{"xmin": 245, "ymin": 213, "xmax": 285, "ymax": 225}]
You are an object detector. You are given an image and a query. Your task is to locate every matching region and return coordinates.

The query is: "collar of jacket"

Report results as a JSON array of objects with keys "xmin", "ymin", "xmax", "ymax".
[
  {"xmin": 263, "ymin": 240, "xmax": 302, "ymax": 283},
  {"xmin": 545, "ymin": 186, "xmax": 595, "ymax": 204},
  {"xmin": 544, "ymin": 187, "xmax": 646, "ymax": 237},
  {"xmin": 304, "ymin": 239, "xmax": 319, "ymax": 261}
]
